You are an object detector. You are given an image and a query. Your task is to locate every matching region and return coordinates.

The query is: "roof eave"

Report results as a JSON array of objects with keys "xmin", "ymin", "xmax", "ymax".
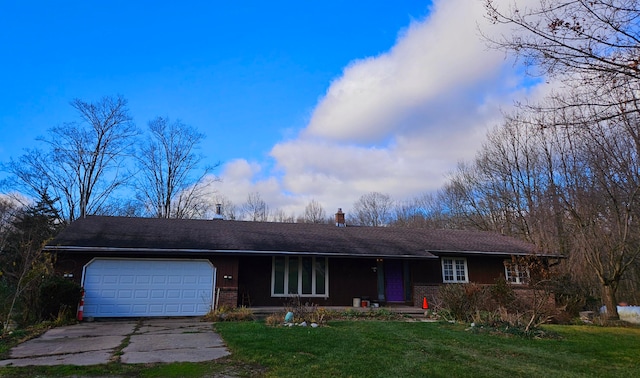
[
  {"xmin": 428, "ymin": 249, "xmax": 561, "ymax": 258},
  {"xmin": 43, "ymin": 245, "xmax": 438, "ymax": 259}
]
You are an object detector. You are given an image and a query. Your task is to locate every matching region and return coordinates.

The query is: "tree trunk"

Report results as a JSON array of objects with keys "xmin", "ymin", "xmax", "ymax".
[{"xmin": 602, "ymin": 284, "xmax": 619, "ymax": 321}]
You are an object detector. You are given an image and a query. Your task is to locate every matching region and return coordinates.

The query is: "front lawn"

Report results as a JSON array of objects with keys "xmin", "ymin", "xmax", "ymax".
[
  {"xmin": 216, "ymin": 321, "xmax": 640, "ymax": 377},
  {"xmin": 1, "ymin": 321, "xmax": 639, "ymax": 377}
]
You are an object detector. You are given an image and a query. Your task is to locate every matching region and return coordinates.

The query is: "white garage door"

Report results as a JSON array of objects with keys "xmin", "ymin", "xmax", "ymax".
[{"xmin": 82, "ymin": 258, "xmax": 215, "ymax": 317}]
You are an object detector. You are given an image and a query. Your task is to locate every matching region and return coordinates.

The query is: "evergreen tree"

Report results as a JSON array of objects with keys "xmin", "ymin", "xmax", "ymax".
[{"xmin": 1, "ymin": 192, "xmax": 65, "ymax": 331}]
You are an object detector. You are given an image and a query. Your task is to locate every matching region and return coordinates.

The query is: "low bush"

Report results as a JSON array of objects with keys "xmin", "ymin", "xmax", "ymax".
[
  {"xmin": 283, "ymin": 296, "xmax": 314, "ymax": 322},
  {"xmin": 205, "ymin": 306, "xmax": 254, "ymax": 322},
  {"xmin": 549, "ymin": 274, "xmax": 593, "ymax": 317},
  {"xmin": 468, "ymin": 321, "xmax": 561, "ymax": 339},
  {"xmin": 39, "ymin": 276, "xmax": 82, "ymax": 321},
  {"xmin": 264, "ymin": 312, "xmax": 285, "ymax": 327},
  {"xmin": 437, "ymin": 283, "xmax": 493, "ymax": 322},
  {"xmin": 265, "ymin": 299, "xmax": 405, "ymax": 327},
  {"xmin": 341, "ymin": 308, "xmax": 405, "ymax": 320},
  {"xmin": 438, "ymin": 278, "xmax": 559, "ymax": 335}
]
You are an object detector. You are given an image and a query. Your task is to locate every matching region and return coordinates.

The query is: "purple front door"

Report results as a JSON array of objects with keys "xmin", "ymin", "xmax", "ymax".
[{"xmin": 384, "ymin": 260, "xmax": 404, "ymax": 302}]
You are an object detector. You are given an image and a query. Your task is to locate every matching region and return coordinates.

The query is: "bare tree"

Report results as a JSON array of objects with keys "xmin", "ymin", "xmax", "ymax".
[
  {"xmin": 271, "ymin": 208, "xmax": 295, "ymax": 223},
  {"xmin": 242, "ymin": 192, "xmax": 269, "ymax": 222},
  {"xmin": 438, "ymin": 162, "xmax": 499, "ymax": 232},
  {"xmin": 484, "ymin": 0, "xmax": 640, "ymax": 82},
  {"xmin": 482, "ymin": 0, "xmax": 640, "ymax": 319},
  {"xmin": 391, "ymin": 193, "xmax": 451, "ymax": 229},
  {"xmin": 351, "ymin": 192, "xmax": 394, "ymax": 226},
  {"xmin": 441, "ymin": 84, "xmax": 640, "ymax": 319},
  {"xmin": 170, "ymin": 181, "xmax": 217, "ymax": 219},
  {"xmin": 135, "ymin": 117, "xmax": 216, "ymax": 218},
  {"xmin": 552, "ymin": 97, "xmax": 640, "ymax": 319},
  {"xmin": 302, "ymin": 199, "xmax": 327, "ymax": 223},
  {"xmin": 2, "ymin": 95, "xmax": 137, "ymax": 221}
]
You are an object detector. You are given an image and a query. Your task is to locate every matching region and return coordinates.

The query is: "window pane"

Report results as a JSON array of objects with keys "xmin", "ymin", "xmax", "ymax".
[
  {"xmin": 518, "ymin": 268, "xmax": 528, "ymax": 283},
  {"xmin": 315, "ymin": 258, "xmax": 326, "ymax": 295},
  {"xmin": 506, "ymin": 265, "xmax": 516, "ymax": 283},
  {"xmin": 505, "ymin": 262, "xmax": 527, "ymax": 284},
  {"xmin": 288, "ymin": 257, "xmax": 299, "ymax": 294},
  {"xmin": 301, "ymin": 257, "xmax": 313, "ymax": 294},
  {"xmin": 443, "ymin": 259, "xmax": 453, "ymax": 281},
  {"xmin": 455, "ymin": 260, "xmax": 466, "ymax": 281},
  {"xmin": 274, "ymin": 257, "xmax": 285, "ymax": 294}
]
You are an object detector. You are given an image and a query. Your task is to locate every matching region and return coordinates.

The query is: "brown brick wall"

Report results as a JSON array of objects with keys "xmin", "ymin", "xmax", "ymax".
[
  {"xmin": 217, "ymin": 286, "xmax": 238, "ymax": 308},
  {"xmin": 413, "ymin": 284, "xmax": 441, "ymax": 308}
]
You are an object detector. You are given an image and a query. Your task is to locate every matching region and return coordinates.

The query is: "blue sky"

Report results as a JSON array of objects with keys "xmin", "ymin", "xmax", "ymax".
[{"xmin": 0, "ymin": 1, "xmax": 543, "ymax": 218}]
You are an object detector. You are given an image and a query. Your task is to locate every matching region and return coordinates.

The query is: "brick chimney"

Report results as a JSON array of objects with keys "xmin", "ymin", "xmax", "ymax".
[{"xmin": 335, "ymin": 208, "xmax": 346, "ymax": 227}]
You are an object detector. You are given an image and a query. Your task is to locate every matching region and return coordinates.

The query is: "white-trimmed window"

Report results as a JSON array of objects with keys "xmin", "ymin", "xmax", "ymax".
[
  {"xmin": 505, "ymin": 262, "xmax": 529, "ymax": 284},
  {"xmin": 441, "ymin": 257, "xmax": 468, "ymax": 283},
  {"xmin": 272, "ymin": 256, "xmax": 328, "ymax": 297}
]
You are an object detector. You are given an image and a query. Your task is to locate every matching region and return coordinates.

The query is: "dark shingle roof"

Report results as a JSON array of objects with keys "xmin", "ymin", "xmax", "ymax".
[{"xmin": 45, "ymin": 216, "xmax": 549, "ymax": 259}]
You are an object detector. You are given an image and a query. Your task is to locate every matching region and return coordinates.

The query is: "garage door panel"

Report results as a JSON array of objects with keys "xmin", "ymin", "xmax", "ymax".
[
  {"xmin": 183, "ymin": 290, "xmax": 196, "ymax": 299},
  {"xmin": 83, "ymin": 259, "xmax": 215, "ymax": 317},
  {"xmin": 120, "ymin": 276, "xmax": 134, "ymax": 284},
  {"xmin": 152, "ymin": 276, "xmax": 166, "ymax": 284},
  {"xmin": 85, "ymin": 276, "xmax": 101, "ymax": 285},
  {"xmin": 149, "ymin": 304, "xmax": 164, "ymax": 314},
  {"xmin": 183, "ymin": 276, "xmax": 197, "ymax": 284},
  {"xmin": 103, "ymin": 276, "xmax": 118, "ymax": 284},
  {"xmin": 136, "ymin": 276, "xmax": 150, "ymax": 284}
]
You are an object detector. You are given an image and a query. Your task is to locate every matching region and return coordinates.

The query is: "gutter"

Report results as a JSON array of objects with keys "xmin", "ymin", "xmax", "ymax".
[
  {"xmin": 43, "ymin": 245, "xmax": 439, "ymax": 259},
  {"xmin": 428, "ymin": 249, "xmax": 562, "ymax": 258}
]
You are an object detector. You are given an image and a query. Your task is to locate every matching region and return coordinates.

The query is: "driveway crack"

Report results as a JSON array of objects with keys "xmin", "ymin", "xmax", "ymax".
[{"xmin": 110, "ymin": 319, "xmax": 143, "ymax": 363}]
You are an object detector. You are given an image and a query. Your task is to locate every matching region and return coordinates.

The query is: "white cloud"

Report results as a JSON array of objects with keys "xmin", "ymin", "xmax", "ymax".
[
  {"xmin": 303, "ymin": 0, "xmax": 511, "ymax": 144},
  {"xmin": 210, "ymin": 159, "xmax": 302, "ymax": 218},
  {"xmin": 216, "ymin": 0, "xmax": 543, "ymax": 218}
]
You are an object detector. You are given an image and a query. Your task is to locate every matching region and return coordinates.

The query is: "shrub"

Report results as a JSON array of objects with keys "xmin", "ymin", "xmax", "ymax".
[
  {"xmin": 265, "ymin": 312, "xmax": 285, "ymax": 327},
  {"xmin": 339, "ymin": 308, "xmax": 404, "ymax": 321},
  {"xmin": 0, "ymin": 280, "xmax": 12, "ymax": 325},
  {"xmin": 549, "ymin": 274, "xmax": 589, "ymax": 317},
  {"xmin": 438, "ymin": 279, "xmax": 562, "ymax": 336},
  {"xmin": 438, "ymin": 283, "xmax": 492, "ymax": 322},
  {"xmin": 39, "ymin": 276, "xmax": 82, "ymax": 321},
  {"xmin": 205, "ymin": 305, "xmax": 255, "ymax": 322},
  {"xmin": 283, "ymin": 296, "xmax": 315, "ymax": 322},
  {"xmin": 490, "ymin": 277, "xmax": 516, "ymax": 309}
]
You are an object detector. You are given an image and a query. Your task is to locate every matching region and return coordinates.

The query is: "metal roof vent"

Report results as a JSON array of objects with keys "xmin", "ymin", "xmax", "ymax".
[{"xmin": 213, "ymin": 203, "xmax": 224, "ymax": 220}]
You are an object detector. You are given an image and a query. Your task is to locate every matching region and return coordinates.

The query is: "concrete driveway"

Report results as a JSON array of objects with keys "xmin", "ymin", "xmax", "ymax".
[{"xmin": 0, "ymin": 318, "xmax": 230, "ymax": 367}]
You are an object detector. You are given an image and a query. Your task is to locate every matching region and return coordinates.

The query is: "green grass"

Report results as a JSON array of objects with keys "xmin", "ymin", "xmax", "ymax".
[
  {"xmin": 1, "ymin": 321, "xmax": 639, "ymax": 377},
  {"xmin": 215, "ymin": 321, "xmax": 640, "ymax": 378}
]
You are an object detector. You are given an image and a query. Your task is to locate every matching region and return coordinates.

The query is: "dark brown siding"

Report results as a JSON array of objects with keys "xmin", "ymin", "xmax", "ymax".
[
  {"xmin": 237, "ymin": 256, "xmax": 273, "ymax": 306},
  {"xmin": 410, "ymin": 260, "xmax": 442, "ymax": 284},
  {"xmin": 467, "ymin": 256, "xmax": 505, "ymax": 284},
  {"xmin": 54, "ymin": 252, "xmax": 240, "ymax": 290},
  {"xmin": 411, "ymin": 256, "xmax": 508, "ymax": 285},
  {"xmin": 328, "ymin": 258, "xmax": 378, "ymax": 305},
  {"xmin": 212, "ymin": 256, "xmax": 239, "ymax": 289},
  {"xmin": 55, "ymin": 253, "xmax": 92, "ymax": 286},
  {"xmin": 237, "ymin": 256, "xmax": 380, "ymax": 306}
]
